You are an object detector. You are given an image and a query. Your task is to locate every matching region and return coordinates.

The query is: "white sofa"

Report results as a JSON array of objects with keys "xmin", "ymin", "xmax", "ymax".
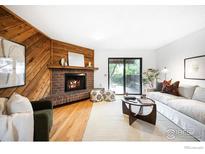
[{"xmin": 147, "ymin": 86, "xmax": 205, "ymax": 141}]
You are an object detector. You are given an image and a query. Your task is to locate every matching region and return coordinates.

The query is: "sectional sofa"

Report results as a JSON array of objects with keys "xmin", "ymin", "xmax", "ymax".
[{"xmin": 147, "ymin": 85, "xmax": 205, "ymax": 141}]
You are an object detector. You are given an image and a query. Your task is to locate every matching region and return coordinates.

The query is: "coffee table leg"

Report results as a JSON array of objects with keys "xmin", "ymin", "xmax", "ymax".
[
  {"xmin": 122, "ymin": 99, "xmax": 157, "ymax": 125},
  {"xmin": 136, "ymin": 104, "xmax": 157, "ymax": 125},
  {"xmin": 129, "ymin": 104, "xmax": 137, "ymax": 125},
  {"xmin": 122, "ymin": 100, "xmax": 130, "ymax": 115}
]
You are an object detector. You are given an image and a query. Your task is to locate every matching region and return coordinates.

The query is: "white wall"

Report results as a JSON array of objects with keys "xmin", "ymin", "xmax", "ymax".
[
  {"xmin": 94, "ymin": 49, "xmax": 156, "ymax": 89},
  {"xmin": 156, "ymin": 28, "xmax": 205, "ymax": 87}
]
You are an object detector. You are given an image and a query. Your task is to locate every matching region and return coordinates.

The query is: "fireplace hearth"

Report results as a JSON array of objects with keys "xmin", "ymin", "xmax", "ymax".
[
  {"xmin": 48, "ymin": 68, "xmax": 93, "ymax": 106},
  {"xmin": 65, "ymin": 73, "xmax": 86, "ymax": 92}
]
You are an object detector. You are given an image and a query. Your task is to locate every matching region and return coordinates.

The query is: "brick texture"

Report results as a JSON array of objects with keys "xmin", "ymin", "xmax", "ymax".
[{"xmin": 45, "ymin": 69, "xmax": 94, "ymax": 106}]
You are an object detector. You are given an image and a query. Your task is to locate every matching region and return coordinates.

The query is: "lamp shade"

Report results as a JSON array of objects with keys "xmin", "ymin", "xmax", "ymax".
[{"xmin": 161, "ymin": 67, "xmax": 168, "ymax": 73}]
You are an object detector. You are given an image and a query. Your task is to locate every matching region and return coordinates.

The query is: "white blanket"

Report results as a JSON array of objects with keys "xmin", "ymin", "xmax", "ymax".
[
  {"xmin": 0, "ymin": 94, "xmax": 34, "ymax": 141},
  {"xmin": 0, "ymin": 112, "xmax": 33, "ymax": 141}
]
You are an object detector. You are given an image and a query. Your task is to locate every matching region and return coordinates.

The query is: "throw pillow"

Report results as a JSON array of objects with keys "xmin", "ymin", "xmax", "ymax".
[
  {"xmin": 192, "ymin": 87, "xmax": 205, "ymax": 102},
  {"xmin": 161, "ymin": 79, "xmax": 172, "ymax": 92},
  {"xmin": 162, "ymin": 81, "xmax": 180, "ymax": 96},
  {"xmin": 155, "ymin": 81, "xmax": 163, "ymax": 91},
  {"xmin": 6, "ymin": 93, "xmax": 33, "ymax": 115},
  {"xmin": 0, "ymin": 98, "xmax": 8, "ymax": 115},
  {"xmin": 178, "ymin": 85, "xmax": 197, "ymax": 99}
]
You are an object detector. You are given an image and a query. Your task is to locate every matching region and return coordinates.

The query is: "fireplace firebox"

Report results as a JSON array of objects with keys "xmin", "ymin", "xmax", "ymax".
[{"xmin": 65, "ymin": 73, "xmax": 86, "ymax": 92}]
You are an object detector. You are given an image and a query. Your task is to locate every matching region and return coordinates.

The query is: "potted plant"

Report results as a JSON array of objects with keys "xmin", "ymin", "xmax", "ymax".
[{"xmin": 142, "ymin": 68, "xmax": 160, "ymax": 94}]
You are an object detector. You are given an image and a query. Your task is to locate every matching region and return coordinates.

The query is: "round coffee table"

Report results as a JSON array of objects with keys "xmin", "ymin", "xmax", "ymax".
[{"xmin": 121, "ymin": 97, "xmax": 157, "ymax": 125}]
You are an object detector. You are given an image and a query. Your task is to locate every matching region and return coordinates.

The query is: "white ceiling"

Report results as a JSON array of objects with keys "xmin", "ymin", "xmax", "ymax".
[{"xmin": 6, "ymin": 5, "xmax": 205, "ymax": 50}]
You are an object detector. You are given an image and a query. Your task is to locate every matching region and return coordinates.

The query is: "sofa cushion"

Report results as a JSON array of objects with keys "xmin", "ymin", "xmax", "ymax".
[
  {"xmin": 178, "ymin": 85, "xmax": 197, "ymax": 99},
  {"xmin": 6, "ymin": 93, "xmax": 33, "ymax": 115},
  {"xmin": 147, "ymin": 92, "xmax": 183, "ymax": 105},
  {"xmin": 192, "ymin": 87, "xmax": 205, "ymax": 102},
  {"xmin": 168, "ymin": 99, "xmax": 205, "ymax": 124},
  {"xmin": 0, "ymin": 98, "xmax": 8, "ymax": 115},
  {"xmin": 147, "ymin": 91, "xmax": 205, "ymax": 125}
]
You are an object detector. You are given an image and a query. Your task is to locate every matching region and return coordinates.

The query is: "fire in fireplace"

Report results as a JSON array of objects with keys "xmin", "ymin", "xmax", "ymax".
[{"xmin": 64, "ymin": 73, "xmax": 86, "ymax": 92}]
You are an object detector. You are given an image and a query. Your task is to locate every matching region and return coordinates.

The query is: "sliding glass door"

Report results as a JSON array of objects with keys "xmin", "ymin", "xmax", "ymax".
[
  {"xmin": 108, "ymin": 58, "xmax": 142, "ymax": 95},
  {"xmin": 108, "ymin": 59, "xmax": 124, "ymax": 94},
  {"xmin": 125, "ymin": 59, "xmax": 142, "ymax": 94}
]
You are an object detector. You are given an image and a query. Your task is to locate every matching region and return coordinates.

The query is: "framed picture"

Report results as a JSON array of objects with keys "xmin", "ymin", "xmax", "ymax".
[
  {"xmin": 184, "ymin": 55, "xmax": 205, "ymax": 80},
  {"xmin": 0, "ymin": 37, "xmax": 26, "ymax": 89},
  {"xmin": 68, "ymin": 52, "xmax": 85, "ymax": 67}
]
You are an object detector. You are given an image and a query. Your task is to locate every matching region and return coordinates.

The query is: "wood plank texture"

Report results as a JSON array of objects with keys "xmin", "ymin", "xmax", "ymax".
[
  {"xmin": 52, "ymin": 40, "xmax": 94, "ymax": 67},
  {"xmin": 50, "ymin": 99, "xmax": 93, "ymax": 141},
  {"xmin": 0, "ymin": 6, "xmax": 95, "ymax": 102},
  {"xmin": 0, "ymin": 6, "xmax": 51, "ymax": 101}
]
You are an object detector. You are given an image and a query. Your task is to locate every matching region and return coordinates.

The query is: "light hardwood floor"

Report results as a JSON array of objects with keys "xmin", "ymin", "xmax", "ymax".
[{"xmin": 50, "ymin": 99, "xmax": 93, "ymax": 141}]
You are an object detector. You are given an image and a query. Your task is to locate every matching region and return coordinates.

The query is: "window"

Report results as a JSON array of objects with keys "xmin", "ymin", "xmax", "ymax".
[{"xmin": 108, "ymin": 58, "xmax": 142, "ymax": 95}]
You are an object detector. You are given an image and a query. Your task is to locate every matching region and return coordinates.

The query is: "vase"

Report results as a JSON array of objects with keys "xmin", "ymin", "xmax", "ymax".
[{"xmin": 60, "ymin": 58, "xmax": 65, "ymax": 66}]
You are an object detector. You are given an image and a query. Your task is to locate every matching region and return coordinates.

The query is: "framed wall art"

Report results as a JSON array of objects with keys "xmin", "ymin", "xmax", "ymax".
[
  {"xmin": 0, "ymin": 37, "xmax": 26, "ymax": 89},
  {"xmin": 68, "ymin": 52, "xmax": 85, "ymax": 67},
  {"xmin": 184, "ymin": 55, "xmax": 205, "ymax": 80}
]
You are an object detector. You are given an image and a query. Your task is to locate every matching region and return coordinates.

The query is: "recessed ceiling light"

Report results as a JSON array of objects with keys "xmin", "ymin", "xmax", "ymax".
[{"xmin": 92, "ymin": 32, "xmax": 105, "ymax": 41}]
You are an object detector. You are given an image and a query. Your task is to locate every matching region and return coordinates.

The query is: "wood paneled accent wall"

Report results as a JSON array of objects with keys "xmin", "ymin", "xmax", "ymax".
[
  {"xmin": 0, "ymin": 6, "xmax": 95, "ymax": 101},
  {"xmin": 0, "ymin": 6, "xmax": 51, "ymax": 101},
  {"xmin": 51, "ymin": 40, "xmax": 94, "ymax": 67}
]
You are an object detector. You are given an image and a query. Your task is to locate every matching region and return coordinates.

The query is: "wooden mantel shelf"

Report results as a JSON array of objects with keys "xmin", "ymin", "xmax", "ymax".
[{"xmin": 47, "ymin": 64, "xmax": 99, "ymax": 70}]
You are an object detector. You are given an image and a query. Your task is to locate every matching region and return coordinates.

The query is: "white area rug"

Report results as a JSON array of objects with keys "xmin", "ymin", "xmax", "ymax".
[{"xmin": 83, "ymin": 99, "xmax": 197, "ymax": 141}]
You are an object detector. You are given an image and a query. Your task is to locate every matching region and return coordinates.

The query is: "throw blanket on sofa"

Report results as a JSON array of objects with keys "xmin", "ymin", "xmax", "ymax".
[
  {"xmin": 0, "ymin": 93, "xmax": 34, "ymax": 141},
  {"xmin": 0, "ymin": 112, "xmax": 34, "ymax": 141}
]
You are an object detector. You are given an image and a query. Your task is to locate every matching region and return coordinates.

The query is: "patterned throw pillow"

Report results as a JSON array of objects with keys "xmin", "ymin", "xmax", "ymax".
[
  {"xmin": 104, "ymin": 90, "xmax": 115, "ymax": 102},
  {"xmin": 90, "ymin": 89, "xmax": 104, "ymax": 102},
  {"xmin": 162, "ymin": 81, "xmax": 180, "ymax": 96}
]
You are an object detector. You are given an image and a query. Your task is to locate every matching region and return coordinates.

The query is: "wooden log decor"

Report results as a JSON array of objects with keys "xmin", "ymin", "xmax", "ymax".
[{"xmin": 0, "ymin": 6, "xmax": 95, "ymax": 101}]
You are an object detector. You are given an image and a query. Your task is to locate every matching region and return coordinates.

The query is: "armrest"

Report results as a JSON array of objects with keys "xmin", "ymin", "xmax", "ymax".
[
  {"xmin": 33, "ymin": 111, "xmax": 50, "ymax": 141},
  {"xmin": 30, "ymin": 100, "xmax": 53, "ymax": 111}
]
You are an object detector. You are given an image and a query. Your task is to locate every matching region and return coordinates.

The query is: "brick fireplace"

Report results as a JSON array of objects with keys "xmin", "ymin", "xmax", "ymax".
[
  {"xmin": 64, "ymin": 73, "xmax": 86, "ymax": 92},
  {"xmin": 47, "ymin": 68, "xmax": 94, "ymax": 106}
]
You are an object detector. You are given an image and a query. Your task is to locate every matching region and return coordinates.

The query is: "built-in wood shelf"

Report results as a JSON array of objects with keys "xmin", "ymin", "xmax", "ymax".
[{"xmin": 47, "ymin": 64, "xmax": 99, "ymax": 71}]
